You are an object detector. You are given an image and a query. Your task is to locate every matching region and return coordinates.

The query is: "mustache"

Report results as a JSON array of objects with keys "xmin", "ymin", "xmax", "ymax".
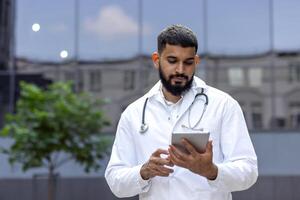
[{"xmin": 169, "ymin": 74, "xmax": 188, "ymax": 80}]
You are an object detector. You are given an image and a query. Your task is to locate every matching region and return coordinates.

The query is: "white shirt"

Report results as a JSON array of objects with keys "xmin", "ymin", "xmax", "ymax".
[{"xmin": 105, "ymin": 76, "xmax": 258, "ymax": 200}]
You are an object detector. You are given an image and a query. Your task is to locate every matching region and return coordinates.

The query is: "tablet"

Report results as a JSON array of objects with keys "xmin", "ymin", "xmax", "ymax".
[{"xmin": 171, "ymin": 132, "xmax": 210, "ymax": 154}]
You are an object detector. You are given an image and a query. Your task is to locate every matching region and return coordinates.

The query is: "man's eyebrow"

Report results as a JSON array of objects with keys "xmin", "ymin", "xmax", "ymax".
[
  {"xmin": 185, "ymin": 57, "xmax": 195, "ymax": 61},
  {"xmin": 165, "ymin": 56, "xmax": 195, "ymax": 61},
  {"xmin": 166, "ymin": 56, "xmax": 177, "ymax": 59}
]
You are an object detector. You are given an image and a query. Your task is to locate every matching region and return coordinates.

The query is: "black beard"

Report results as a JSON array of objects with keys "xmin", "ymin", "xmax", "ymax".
[{"xmin": 159, "ymin": 64, "xmax": 194, "ymax": 96}]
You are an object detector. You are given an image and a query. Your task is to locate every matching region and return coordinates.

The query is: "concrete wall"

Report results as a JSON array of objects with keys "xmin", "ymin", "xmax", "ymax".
[
  {"xmin": 1, "ymin": 132, "xmax": 300, "ymax": 199},
  {"xmin": 0, "ymin": 176, "xmax": 300, "ymax": 200},
  {"xmin": 0, "ymin": 177, "xmax": 137, "ymax": 200}
]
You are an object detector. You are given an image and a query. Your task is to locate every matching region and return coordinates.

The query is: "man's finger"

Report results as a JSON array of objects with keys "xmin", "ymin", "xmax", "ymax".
[
  {"xmin": 154, "ymin": 170, "xmax": 172, "ymax": 177},
  {"xmin": 150, "ymin": 156, "xmax": 172, "ymax": 166},
  {"xmin": 152, "ymin": 148, "xmax": 169, "ymax": 157},
  {"xmin": 169, "ymin": 148, "xmax": 186, "ymax": 168},
  {"xmin": 156, "ymin": 165, "xmax": 174, "ymax": 174},
  {"xmin": 165, "ymin": 158, "xmax": 174, "ymax": 167},
  {"xmin": 152, "ymin": 166, "xmax": 173, "ymax": 177},
  {"xmin": 181, "ymin": 138, "xmax": 197, "ymax": 155},
  {"xmin": 169, "ymin": 145, "xmax": 185, "ymax": 164},
  {"xmin": 169, "ymin": 145, "xmax": 188, "ymax": 161}
]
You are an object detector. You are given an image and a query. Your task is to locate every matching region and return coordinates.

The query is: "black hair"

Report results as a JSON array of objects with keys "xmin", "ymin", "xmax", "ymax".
[{"xmin": 157, "ymin": 24, "xmax": 198, "ymax": 54}]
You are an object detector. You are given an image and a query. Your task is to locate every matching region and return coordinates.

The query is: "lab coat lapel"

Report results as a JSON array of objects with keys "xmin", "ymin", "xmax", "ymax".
[
  {"xmin": 177, "ymin": 77, "xmax": 207, "ymax": 119},
  {"xmin": 176, "ymin": 90, "xmax": 195, "ymax": 124}
]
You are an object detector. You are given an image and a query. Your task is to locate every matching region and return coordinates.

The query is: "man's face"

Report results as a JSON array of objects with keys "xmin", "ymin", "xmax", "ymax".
[{"xmin": 154, "ymin": 44, "xmax": 199, "ymax": 96}]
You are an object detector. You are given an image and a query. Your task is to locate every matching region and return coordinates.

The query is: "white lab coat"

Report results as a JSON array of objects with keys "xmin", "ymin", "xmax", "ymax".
[{"xmin": 105, "ymin": 76, "xmax": 258, "ymax": 200}]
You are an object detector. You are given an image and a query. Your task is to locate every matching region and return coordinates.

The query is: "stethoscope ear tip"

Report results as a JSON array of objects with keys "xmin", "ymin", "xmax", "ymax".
[{"xmin": 139, "ymin": 124, "xmax": 148, "ymax": 133}]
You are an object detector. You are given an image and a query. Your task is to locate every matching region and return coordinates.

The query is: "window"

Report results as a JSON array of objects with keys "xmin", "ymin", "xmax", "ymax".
[
  {"xmin": 248, "ymin": 68, "xmax": 263, "ymax": 87},
  {"xmin": 289, "ymin": 102, "xmax": 300, "ymax": 129},
  {"xmin": 64, "ymin": 71, "xmax": 75, "ymax": 82},
  {"xmin": 124, "ymin": 70, "xmax": 135, "ymax": 90},
  {"xmin": 77, "ymin": 70, "xmax": 84, "ymax": 92},
  {"xmin": 64, "ymin": 71, "xmax": 76, "ymax": 91},
  {"xmin": 289, "ymin": 62, "xmax": 300, "ymax": 83},
  {"xmin": 251, "ymin": 102, "xmax": 263, "ymax": 129},
  {"xmin": 89, "ymin": 70, "xmax": 102, "ymax": 92},
  {"xmin": 228, "ymin": 67, "xmax": 245, "ymax": 87}
]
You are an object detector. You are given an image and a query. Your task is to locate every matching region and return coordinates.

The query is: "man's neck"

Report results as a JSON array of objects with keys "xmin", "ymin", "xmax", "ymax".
[{"xmin": 161, "ymin": 87, "xmax": 181, "ymax": 103}]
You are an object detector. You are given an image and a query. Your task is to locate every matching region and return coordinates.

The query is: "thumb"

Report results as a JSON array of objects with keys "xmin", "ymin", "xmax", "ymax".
[{"xmin": 206, "ymin": 140, "xmax": 213, "ymax": 153}]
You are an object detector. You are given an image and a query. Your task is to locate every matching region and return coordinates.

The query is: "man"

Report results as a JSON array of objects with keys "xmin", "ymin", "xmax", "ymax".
[{"xmin": 105, "ymin": 24, "xmax": 258, "ymax": 200}]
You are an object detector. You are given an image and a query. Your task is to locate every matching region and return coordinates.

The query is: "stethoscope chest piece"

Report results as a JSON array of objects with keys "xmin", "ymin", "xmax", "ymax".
[{"xmin": 139, "ymin": 123, "xmax": 148, "ymax": 134}]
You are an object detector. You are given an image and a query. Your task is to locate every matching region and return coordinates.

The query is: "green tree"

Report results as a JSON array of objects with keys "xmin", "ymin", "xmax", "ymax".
[{"xmin": 0, "ymin": 81, "xmax": 111, "ymax": 200}]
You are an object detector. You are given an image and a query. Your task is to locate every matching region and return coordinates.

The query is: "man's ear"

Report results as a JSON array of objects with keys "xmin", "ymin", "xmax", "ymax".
[
  {"xmin": 152, "ymin": 52, "xmax": 160, "ymax": 70},
  {"xmin": 195, "ymin": 54, "xmax": 201, "ymax": 65}
]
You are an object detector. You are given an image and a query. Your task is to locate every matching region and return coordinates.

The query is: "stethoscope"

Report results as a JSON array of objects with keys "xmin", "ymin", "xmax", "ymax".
[{"xmin": 139, "ymin": 88, "xmax": 208, "ymax": 134}]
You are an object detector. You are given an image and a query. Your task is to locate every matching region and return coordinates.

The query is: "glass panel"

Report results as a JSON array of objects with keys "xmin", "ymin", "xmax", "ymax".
[
  {"xmin": 143, "ymin": 0, "xmax": 203, "ymax": 55},
  {"xmin": 289, "ymin": 103, "xmax": 300, "ymax": 129},
  {"xmin": 89, "ymin": 70, "xmax": 102, "ymax": 92},
  {"xmin": 274, "ymin": 0, "xmax": 300, "ymax": 50},
  {"xmin": 11, "ymin": 0, "xmax": 300, "ymax": 133},
  {"xmin": 208, "ymin": 0, "xmax": 269, "ymax": 54},
  {"xmin": 249, "ymin": 68, "xmax": 263, "ymax": 87},
  {"xmin": 289, "ymin": 62, "xmax": 300, "ymax": 83},
  {"xmin": 251, "ymin": 102, "xmax": 263, "ymax": 129},
  {"xmin": 228, "ymin": 67, "xmax": 244, "ymax": 87},
  {"xmin": 80, "ymin": 0, "xmax": 138, "ymax": 59},
  {"xmin": 16, "ymin": 1, "xmax": 74, "ymax": 61},
  {"xmin": 16, "ymin": 0, "xmax": 139, "ymax": 61},
  {"xmin": 124, "ymin": 70, "xmax": 135, "ymax": 90}
]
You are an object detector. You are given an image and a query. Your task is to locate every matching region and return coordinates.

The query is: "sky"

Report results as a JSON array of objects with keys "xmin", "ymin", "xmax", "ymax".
[{"xmin": 15, "ymin": 0, "xmax": 300, "ymax": 61}]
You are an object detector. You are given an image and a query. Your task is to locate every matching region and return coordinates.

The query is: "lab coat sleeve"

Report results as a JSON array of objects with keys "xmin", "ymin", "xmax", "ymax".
[
  {"xmin": 105, "ymin": 112, "xmax": 151, "ymax": 198},
  {"xmin": 208, "ymin": 98, "xmax": 258, "ymax": 192}
]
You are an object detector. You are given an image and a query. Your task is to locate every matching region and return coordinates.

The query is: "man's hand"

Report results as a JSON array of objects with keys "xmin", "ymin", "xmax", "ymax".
[
  {"xmin": 140, "ymin": 149, "xmax": 174, "ymax": 180},
  {"xmin": 168, "ymin": 139, "xmax": 218, "ymax": 180}
]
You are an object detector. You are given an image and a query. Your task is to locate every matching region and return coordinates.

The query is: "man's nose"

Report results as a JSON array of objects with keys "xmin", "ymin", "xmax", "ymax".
[{"xmin": 175, "ymin": 62, "xmax": 184, "ymax": 74}]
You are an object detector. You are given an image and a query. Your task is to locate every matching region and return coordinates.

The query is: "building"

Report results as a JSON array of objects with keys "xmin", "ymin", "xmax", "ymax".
[
  {"xmin": 2, "ymin": 53, "xmax": 300, "ymax": 200},
  {"xmin": 0, "ymin": 0, "xmax": 15, "ymax": 70},
  {"xmin": 205, "ymin": 52, "xmax": 300, "ymax": 130},
  {"xmin": 16, "ymin": 56, "xmax": 155, "ymax": 132},
  {"xmin": 16, "ymin": 52, "xmax": 300, "ymax": 132}
]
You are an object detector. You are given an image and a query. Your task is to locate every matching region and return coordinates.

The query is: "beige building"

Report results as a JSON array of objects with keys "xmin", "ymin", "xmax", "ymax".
[{"xmin": 16, "ymin": 52, "xmax": 300, "ymax": 132}]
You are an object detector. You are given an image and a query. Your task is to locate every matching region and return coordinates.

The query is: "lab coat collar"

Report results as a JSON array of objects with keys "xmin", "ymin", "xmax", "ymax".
[{"xmin": 192, "ymin": 76, "xmax": 208, "ymax": 95}]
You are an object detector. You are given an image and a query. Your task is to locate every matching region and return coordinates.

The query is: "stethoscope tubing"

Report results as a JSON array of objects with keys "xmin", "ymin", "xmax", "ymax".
[
  {"xmin": 139, "ymin": 88, "xmax": 208, "ymax": 134},
  {"xmin": 139, "ymin": 97, "xmax": 149, "ymax": 133}
]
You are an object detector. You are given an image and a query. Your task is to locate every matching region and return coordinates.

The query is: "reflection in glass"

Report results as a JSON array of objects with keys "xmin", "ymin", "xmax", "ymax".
[
  {"xmin": 249, "ymin": 68, "xmax": 263, "ymax": 87},
  {"xmin": 228, "ymin": 67, "xmax": 244, "ymax": 87}
]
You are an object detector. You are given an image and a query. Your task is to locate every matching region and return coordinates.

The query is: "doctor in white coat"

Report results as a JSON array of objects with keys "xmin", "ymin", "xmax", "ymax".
[{"xmin": 105, "ymin": 24, "xmax": 258, "ymax": 200}]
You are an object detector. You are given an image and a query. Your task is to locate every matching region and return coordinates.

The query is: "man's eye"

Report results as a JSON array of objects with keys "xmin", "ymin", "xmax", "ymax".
[
  {"xmin": 184, "ymin": 61, "xmax": 194, "ymax": 65},
  {"xmin": 168, "ymin": 60, "xmax": 177, "ymax": 64},
  {"xmin": 184, "ymin": 60, "xmax": 194, "ymax": 65}
]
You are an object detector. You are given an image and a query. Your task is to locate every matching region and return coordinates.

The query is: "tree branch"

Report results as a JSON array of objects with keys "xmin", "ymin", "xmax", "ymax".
[{"xmin": 56, "ymin": 156, "xmax": 72, "ymax": 168}]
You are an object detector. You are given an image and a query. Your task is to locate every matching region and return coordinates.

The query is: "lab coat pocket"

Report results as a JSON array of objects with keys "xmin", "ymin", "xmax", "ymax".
[
  {"xmin": 140, "ymin": 176, "xmax": 169, "ymax": 200},
  {"xmin": 209, "ymin": 133, "xmax": 222, "ymax": 163},
  {"xmin": 210, "ymin": 133, "xmax": 219, "ymax": 149},
  {"xmin": 193, "ymin": 190, "xmax": 231, "ymax": 200}
]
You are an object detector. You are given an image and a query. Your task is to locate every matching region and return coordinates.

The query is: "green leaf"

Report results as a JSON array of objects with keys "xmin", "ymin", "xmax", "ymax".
[
  {"xmin": 0, "ymin": 126, "xmax": 11, "ymax": 137},
  {"xmin": 0, "ymin": 81, "xmax": 112, "ymax": 173}
]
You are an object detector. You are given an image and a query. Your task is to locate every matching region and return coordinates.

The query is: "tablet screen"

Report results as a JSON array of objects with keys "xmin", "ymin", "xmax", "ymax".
[{"xmin": 171, "ymin": 132, "xmax": 210, "ymax": 154}]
